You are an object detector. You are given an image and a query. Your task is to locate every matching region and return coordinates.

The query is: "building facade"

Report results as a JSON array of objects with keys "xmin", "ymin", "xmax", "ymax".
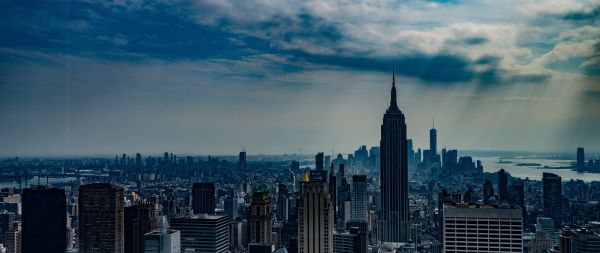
[
  {"xmin": 442, "ymin": 203, "xmax": 523, "ymax": 253},
  {"xmin": 378, "ymin": 67, "xmax": 410, "ymax": 243},
  {"xmin": 78, "ymin": 183, "xmax": 124, "ymax": 253}
]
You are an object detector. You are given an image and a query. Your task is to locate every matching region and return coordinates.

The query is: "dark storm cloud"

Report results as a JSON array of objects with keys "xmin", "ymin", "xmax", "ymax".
[
  {"xmin": 0, "ymin": 1, "xmax": 271, "ymax": 61},
  {"xmin": 562, "ymin": 7, "xmax": 600, "ymax": 21}
]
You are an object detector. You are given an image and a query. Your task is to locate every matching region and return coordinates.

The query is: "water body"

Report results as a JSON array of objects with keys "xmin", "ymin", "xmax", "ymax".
[
  {"xmin": 476, "ymin": 156, "xmax": 600, "ymax": 182},
  {"xmin": 0, "ymin": 176, "xmax": 78, "ymax": 189}
]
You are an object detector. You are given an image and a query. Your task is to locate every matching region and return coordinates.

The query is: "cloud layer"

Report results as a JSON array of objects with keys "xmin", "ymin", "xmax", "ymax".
[{"xmin": 0, "ymin": 0, "xmax": 599, "ymax": 155}]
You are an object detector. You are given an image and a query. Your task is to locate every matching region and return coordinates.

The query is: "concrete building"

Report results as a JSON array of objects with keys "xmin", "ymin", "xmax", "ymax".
[
  {"xmin": 442, "ymin": 203, "xmax": 523, "ymax": 253},
  {"xmin": 143, "ymin": 229, "xmax": 180, "ymax": 253},
  {"xmin": 169, "ymin": 214, "xmax": 229, "ymax": 253},
  {"xmin": 298, "ymin": 175, "xmax": 333, "ymax": 253}
]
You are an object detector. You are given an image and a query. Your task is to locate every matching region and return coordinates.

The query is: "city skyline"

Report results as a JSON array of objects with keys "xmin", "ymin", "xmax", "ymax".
[{"xmin": 1, "ymin": 1, "xmax": 599, "ymax": 156}]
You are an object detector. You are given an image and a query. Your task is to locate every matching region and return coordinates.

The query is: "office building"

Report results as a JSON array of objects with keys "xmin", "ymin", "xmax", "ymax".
[
  {"xmin": 144, "ymin": 229, "xmax": 181, "ymax": 253},
  {"xmin": 529, "ymin": 230, "xmax": 553, "ymax": 253},
  {"xmin": 277, "ymin": 184, "xmax": 289, "ymax": 221},
  {"xmin": 316, "ymin": 152, "xmax": 324, "ymax": 171},
  {"xmin": 483, "ymin": 180, "xmax": 495, "ymax": 205},
  {"xmin": 560, "ymin": 228, "xmax": 574, "ymax": 253},
  {"xmin": 543, "ymin": 173, "xmax": 562, "ymax": 228},
  {"xmin": 571, "ymin": 228, "xmax": 600, "ymax": 253},
  {"xmin": 298, "ymin": 177, "xmax": 333, "ymax": 253},
  {"xmin": 21, "ymin": 186, "xmax": 67, "ymax": 253},
  {"xmin": 430, "ymin": 123, "xmax": 437, "ymax": 164},
  {"xmin": 498, "ymin": 169, "xmax": 508, "ymax": 204},
  {"xmin": 332, "ymin": 228, "xmax": 367, "ymax": 253},
  {"xmin": 192, "ymin": 182, "xmax": 216, "ymax": 215},
  {"xmin": 239, "ymin": 151, "xmax": 247, "ymax": 170},
  {"xmin": 170, "ymin": 214, "xmax": 229, "ymax": 253},
  {"xmin": 78, "ymin": 183, "xmax": 125, "ymax": 253},
  {"xmin": 378, "ymin": 67, "xmax": 410, "ymax": 243},
  {"xmin": 329, "ymin": 163, "xmax": 337, "ymax": 225},
  {"xmin": 576, "ymin": 148, "xmax": 585, "ymax": 172},
  {"xmin": 125, "ymin": 202, "xmax": 156, "ymax": 253},
  {"xmin": 442, "ymin": 203, "xmax": 523, "ymax": 253},
  {"xmin": 250, "ymin": 188, "xmax": 272, "ymax": 244},
  {"xmin": 351, "ymin": 175, "xmax": 368, "ymax": 222},
  {"xmin": 537, "ymin": 217, "xmax": 557, "ymax": 247}
]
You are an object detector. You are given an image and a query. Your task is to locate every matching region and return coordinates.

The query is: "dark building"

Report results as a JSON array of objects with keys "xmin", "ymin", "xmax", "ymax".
[
  {"xmin": 560, "ymin": 228, "xmax": 574, "ymax": 253},
  {"xmin": 192, "ymin": 182, "xmax": 216, "ymax": 215},
  {"xmin": 79, "ymin": 183, "xmax": 124, "ymax": 253},
  {"xmin": 378, "ymin": 66, "xmax": 410, "ymax": 243},
  {"xmin": 124, "ymin": 202, "xmax": 156, "ymax": 253},
  {"xmin": 316, "ymin": 152, "xmax": 324, "ymax": 171},
  {"xmin": 291, "ymin": 160, "xmax": 300, "ymax": 171},
  {"xmin": 250, "ymin": 188, "xmax": 272, "ymax": 244},
  {"xmin": 576, "ymin": 147, "xmax": 585, "ymax": 172},
  {"xmin": 328, "ymin": 162, "xmax": 337, "ymax": 225},
  {"xmin": 498, "ymin": 169, "xmax": 509, "ymax": 204},
  {"xmin": 276, "ymin": 184, "xmax": 289, "ymax": 221},
  {"xmin": 430, "ymin": 124, "xmax": 437, "ymax": 164},
  {"xmin": 21, "ymin": 186, "xmax": 67, "ymax": 253},
  {"xmin": 571, "ymin": 228, "xmax": 600, "ymax": 253},
  {"xmin": 509, "ymin": 179, "xmax": 526, "ymax": 214},
  {"xmin": 0, "ymin": 211, "xmax": 14, "ymax": 245},
  {"xmin": 483, "ymin": 180, "xmax": 495, "ymax": 205},
  {"xmin": 239, "ymin": 151, "xmax": 247, "ymax": 170},
  {"xmin": 543, "ymin": 172, "xmax": 562, "ymax": 228},
  {"xmin": 337, "ymin": 175, "xmax": 351, "ymax": 229}
]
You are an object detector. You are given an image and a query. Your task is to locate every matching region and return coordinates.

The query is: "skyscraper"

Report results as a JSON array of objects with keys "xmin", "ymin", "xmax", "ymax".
[
  {"xmin": 239, "ymin": 151, "xmax": 247, "ymax": 170},
  {"xmin": 276, "ymin": 183, "xmax": 289, "ymax": 221},
  {"xmin": 430, "ymin": 121, "xmax": 437, "ymax": 164},
  {"xmin": 483, "ymin": 180, "xmax": 495, "ymax": 205},
  {"xmin": 124, "ymin": 202, "xmax": 156, "ymax": 253},
  {"xmin": 78, "ymin": 183, "xmax": 124, "ymax": 253},
  {"xmin": 298, "ymin": 177, "xmax": 333, "ymax": 253},
  {"xmin": 337, "ymin": 174, "xmax": 351, "ymax": 229},
  {"xmin": 21, "ymin": 186, "xmax": 67, "ymax": 253},
  {"xmin": 192, "ymin": 182, "xmax": 216, "ymax": 215},
  {"xmin": 498, "ymin": 169, "xmax": 509, "ymax": 204},
  {"xmin": 378, "ymin": 66, "xmax": 410, "ymax": 243},
  {"xmin": 576, "ymin": 147, "xmax": 585, "ymax": 172},
  {"xmin": 351, "ymin": 175, "xmax": 368, "ymax": 222},
  {"xmin": 328, "ymin": 162, "xmax": 337, "ymax": 225},
  {"xmin": 250, "ymin": 187, "xmax": 272, "ymax": 244},
  {"xmin": 543, "ymin": 172, "xmax": 562, "ymax": 228},
  {"xmin": 316, "ymin": 152, "xmax": 324, "ymax": 171}
]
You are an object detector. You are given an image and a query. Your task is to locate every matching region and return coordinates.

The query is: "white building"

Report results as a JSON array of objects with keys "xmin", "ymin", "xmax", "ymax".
[
  {"xmin": 144, "ymin": 229, "xmax": 180, "ymax": 253},
  {"xmin": 443, "ymin": 203, "xmax": 523, "ymax": 253}
]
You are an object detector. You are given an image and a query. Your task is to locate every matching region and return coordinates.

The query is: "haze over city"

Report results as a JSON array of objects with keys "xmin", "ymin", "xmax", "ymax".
[{"xmin": 1, "ymin": 0, "xmax": 599, "ymax": 156}]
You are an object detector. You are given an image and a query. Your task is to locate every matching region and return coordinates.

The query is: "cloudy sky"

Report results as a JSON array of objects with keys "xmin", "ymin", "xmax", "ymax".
[{"xmin": 0, "ymin": 0, "xmax": 599, "ymax": 156}]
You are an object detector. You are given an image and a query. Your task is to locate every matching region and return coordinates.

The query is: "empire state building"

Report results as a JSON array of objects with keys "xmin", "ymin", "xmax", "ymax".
[{"xmin": 378, "ymin": 67, "xmax": 410, "ymax": 243}]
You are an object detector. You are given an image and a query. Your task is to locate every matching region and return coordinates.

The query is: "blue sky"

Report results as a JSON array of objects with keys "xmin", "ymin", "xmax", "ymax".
[{"xmin": 0, "ymin": 0, "xmax": 599, "ymax": 155}]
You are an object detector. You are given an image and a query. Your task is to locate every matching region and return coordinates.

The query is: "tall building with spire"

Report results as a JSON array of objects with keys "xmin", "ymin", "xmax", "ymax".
[
  {"xmin": 430, "ymin": 120, "xmax": 437, "ymax": 164},
  {"xmin": 378, "ymin": 65, "xmax": 410, "ymax": 243}
]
